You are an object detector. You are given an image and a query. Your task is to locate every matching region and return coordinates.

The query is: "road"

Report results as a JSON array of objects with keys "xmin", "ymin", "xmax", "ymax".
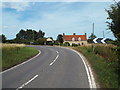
[{"xmin": 2, "ymin": 46, "xmax": 91, "ymax": 89}]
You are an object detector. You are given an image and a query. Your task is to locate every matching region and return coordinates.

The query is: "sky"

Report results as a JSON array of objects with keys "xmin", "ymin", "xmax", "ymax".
[{"xmin": 1, "ymin": 2, "xmax": 116, "ymax": 40}]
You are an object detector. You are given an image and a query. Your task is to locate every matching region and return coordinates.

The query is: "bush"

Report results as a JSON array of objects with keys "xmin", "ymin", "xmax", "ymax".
[
  {"xmin": 92, "ymin": 44, "xmax": 117, "ymax": 62},
  {"xmin": 33, "ymin": 38, "xmax": 46, "ymax": 45},
  {"xmin": 60, "ymin": 43, "xmax": 63, "ymax": 46},
  {"xmin": 63, "ymin": 42, "xmax": 70, "ymax": 46},
  {"xmin": 47, "ymin": 42, "xmax": 54, "ymax": 46},
  {"xmin": 72, "ymin": 43, "xmax": 78, "ymax": 47},
  {"xmin": 54, "ymin": 42, "xmax": 59, "ymax": 45},
  {"xmin": 74, "ymin": 44, "xmax": 118, "ymax": 88}
]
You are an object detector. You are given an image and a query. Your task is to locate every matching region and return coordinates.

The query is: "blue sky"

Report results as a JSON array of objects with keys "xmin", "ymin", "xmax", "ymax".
[{"xmin": 1, "ymin": 2, "xmax": 116, "ymax": 40}]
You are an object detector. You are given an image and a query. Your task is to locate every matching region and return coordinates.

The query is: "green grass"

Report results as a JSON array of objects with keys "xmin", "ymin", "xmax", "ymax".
[
  {"xmin": 73, "ymin": 45, "xmax": 118, "ymax": 88},
  {"xmin": 2, "ymin": 46, "xmax": 39, "ymax": 70}
]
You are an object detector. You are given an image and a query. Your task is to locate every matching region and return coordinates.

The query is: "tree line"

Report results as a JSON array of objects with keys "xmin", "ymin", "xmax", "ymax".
[
  {"xmin": 0, "ymin": 29, "xmax": 64, "ymax": 45},
  {"xmin": 0, "ymin": 29, "xmax": 46, "ymax": 45},
  {"xmin": 1, "ymin": 1, "xmax": 120, "ymax": 46}
]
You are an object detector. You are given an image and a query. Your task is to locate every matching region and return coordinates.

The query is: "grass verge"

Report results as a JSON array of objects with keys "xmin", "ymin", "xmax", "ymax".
[
  {"xmin": 2, "ymin": 45, "xmax": 39, "ymax": 71},
  {"xmin": 73, "ymin": 45, "xmax": 118, "ymax": 88}
]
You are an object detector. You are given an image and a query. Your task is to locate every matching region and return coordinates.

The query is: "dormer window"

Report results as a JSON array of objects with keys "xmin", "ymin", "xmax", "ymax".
[
  {"xmin": 72, "ymin": 37, "xmax": 75, "ymax": 41},
  {"xmin": 78, "ymin": 37, "xmax": 81, "ymax": 41}
]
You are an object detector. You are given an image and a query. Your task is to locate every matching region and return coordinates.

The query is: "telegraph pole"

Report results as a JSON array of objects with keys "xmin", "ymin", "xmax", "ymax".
[
  {"xmin": 93, "ymin": 23, "xmax": 94, "ymax": 35},
  {"xmin": 92, "ymin": 23, "xmax": 94, "ymax": 39},
  {"xmin": 103, "ymin": 31, "xmax": 105, "ymax": 38}
]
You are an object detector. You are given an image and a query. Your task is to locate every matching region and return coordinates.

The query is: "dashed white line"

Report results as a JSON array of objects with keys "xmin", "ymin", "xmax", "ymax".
[
  {"xmin": 16, "ymin": 74, "xmax": 38, "ymax": 90},
  {"xmin": 56, "ymin": 51, "xmax": 59, "ymax": 54},
  {"xmin": 49, "ymin": 55, "xmax": 59, "ymax": 66}
]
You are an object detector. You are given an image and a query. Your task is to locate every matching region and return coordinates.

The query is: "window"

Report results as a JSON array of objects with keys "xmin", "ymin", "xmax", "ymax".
[
  {"xmin": 78, "ymin": 37, "xmax": 81, "ymax": 41},
  {"xmin": 72, "ymin": 37, "xmax": 75, "ymax": 41}
]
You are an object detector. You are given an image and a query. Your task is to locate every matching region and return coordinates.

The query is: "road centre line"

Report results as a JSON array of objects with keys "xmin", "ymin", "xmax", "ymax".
[
  {"xmin": 56, "ymin": 51, "xmax": 59, "ymax": 54},
  {"xmin": 49, "ymin": 55, "xmax": 59, "ymax": 66},
  {"xmin": 16, "ymin": 74, "xmax": 38, "ymax": 90}
]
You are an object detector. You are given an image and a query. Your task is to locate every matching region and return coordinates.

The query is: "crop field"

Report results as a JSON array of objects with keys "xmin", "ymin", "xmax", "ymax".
[{"xmin": 1, "ymin": 44, "xmax": 38, "ymax": 70}]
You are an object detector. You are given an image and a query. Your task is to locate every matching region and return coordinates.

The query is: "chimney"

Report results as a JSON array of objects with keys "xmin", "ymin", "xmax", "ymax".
[
  {"xmin": 85, "ymin": 33, "xmax": 87, "ymax": 36},
  {"xmin": 73, "ymin": 33, "xmax": 76, "ymax": 35},
  {"xmin": 63, "ymin": 33, "xmax": 65, "ymax": 36}
]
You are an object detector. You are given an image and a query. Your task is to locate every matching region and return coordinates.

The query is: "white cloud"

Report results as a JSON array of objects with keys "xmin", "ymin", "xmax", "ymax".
[
  {"xmin": 2, "ymin": 2, "xmax": 30, "ymax": 11},
  {"xmin": 2, "ymin": 2, "xmax": 115, "ymax": 40}
]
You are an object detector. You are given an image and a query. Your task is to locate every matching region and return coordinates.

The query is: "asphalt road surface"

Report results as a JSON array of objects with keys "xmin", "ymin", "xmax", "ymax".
[{"xmin": 2, "ymin": 46, "xmax": 90, "ymax": 89}]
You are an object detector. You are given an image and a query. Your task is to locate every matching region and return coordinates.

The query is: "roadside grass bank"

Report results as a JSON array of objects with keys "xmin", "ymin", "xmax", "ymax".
[
  {"xmin": 73, "ymin": 44, "xmax": 118, "ymax": 88},
  {"xmin": 1, "ymin": 44, "xmax": 39, "ymax": 71}
]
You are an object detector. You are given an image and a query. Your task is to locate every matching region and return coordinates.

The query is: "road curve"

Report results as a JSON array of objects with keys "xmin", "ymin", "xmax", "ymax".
[{"xmin": 2, "ymin": 46, "xmax": 90, "ymax": 88}]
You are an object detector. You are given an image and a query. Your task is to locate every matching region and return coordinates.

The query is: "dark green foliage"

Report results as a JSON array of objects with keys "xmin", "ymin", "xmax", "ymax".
[
  {"xmin": 106, "ymin": 1, "xmax": 120, "ymax": 45},
  {"xmin": 8, "ymin": 29, "xmax": 46, "ymax": 44},
  {"xmin": 87, "ymin": 39, "xmax": 93, "ymax": 43},
  {"xmin": 33, "ymin": 38, "xmax": 46, "ymax": 45},
  {"xmin": 54, "ymin": 41, "xmax": 59, "ymax": 45},
  {"xmin": 56, "ymin": 34, "xmax": 63, "ymax": 43},
  {"xmin": 106, "ymin": 2, "xmax": 120, "ymax": 87},
  {"xmin": 89, "ymin": 33, "xmax": 97, "ymax": 39},
  {"xmin": 0, "ymin": 34, "xmax": 7, "ymax": 43},
  {"xmin": 16, "ymin": 29, "xmax": 45, "ymax": 41},
  {"xmin": 63, "ymin": 42, "xmax": 70, "ymax": 46},
  {"xmin": 88, "ymin": 33, "xmax": 97, "ymax": 43},
  {"xmin": 72, "ymin": 43, "xmax": 78, "ymax": 47},
  {"xmin": 47, "ymin": 42, "xmax": 54, "ymax": 46}
]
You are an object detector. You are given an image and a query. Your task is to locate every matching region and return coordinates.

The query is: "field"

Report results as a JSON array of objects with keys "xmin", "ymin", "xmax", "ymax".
[
  {"xmin": 1, "ymin": 44, "xmax": 39, "ymax": 71},
  {"xmin": 73, "ymin": 44, "xmax": 118, "ymax": 88}
]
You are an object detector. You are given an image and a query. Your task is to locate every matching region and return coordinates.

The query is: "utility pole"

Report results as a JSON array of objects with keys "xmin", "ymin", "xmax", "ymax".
[
  {"xmin": 92, "ymin": 23, "xmax": 94, "ymax": 39},
  {"xmin": 103, "ymin": 31, "xmax": 105, "ymax": 38},
  {"xmin": 93, "ymin": 23, "xmax": 94, "ymax": 35}
]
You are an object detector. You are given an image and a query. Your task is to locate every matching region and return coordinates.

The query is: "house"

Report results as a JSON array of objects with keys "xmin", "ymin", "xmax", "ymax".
[
  {"xmin": 45, "ymin": 37, "xmax": 54, "ymax": 45},
  {"xmin": 63, "ymin": 33, "xmax": 87, "ymax": 46}
]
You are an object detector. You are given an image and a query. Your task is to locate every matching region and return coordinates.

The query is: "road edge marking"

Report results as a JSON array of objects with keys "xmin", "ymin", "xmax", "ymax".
[
  {"xmin": 60, "ymin": 47, "xmax": 97, "ymax": 88},
  {"xmin": 2, "ymin": 50, "xmax": 41, "ymax": 74},
  {"xmin": 16, "ymin": 74, "xmax": 38, "ymax": 90},
  {"xmin": 74, "ymin": 50, "xmax": 96, "ymax": 88}
]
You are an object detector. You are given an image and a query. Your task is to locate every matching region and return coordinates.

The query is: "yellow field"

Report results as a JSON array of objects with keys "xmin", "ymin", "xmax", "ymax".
[
  {"xmin": 82, "ymin": 43, "xmax": 116, "ymax": 48},
  {"xmin": 0, "ymin": 44, "xmax": 25, "ymax": 49}
]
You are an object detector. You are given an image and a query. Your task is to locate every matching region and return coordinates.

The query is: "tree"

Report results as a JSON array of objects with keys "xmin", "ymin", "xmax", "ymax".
[
  {"xmin": 88, "ymin": 33, "xmax": 97, "ymax": 43},
  {"xmin": 16, "ymin": 29, "xmax": 45, "ymax": 44},
  {"xmin": 34, "ymin": 38, "xmax": 46, "ymax": 45},
  {"xmin": 0, "ymin": 34, "xmax": 7, "ymax": 43},
  {"xmin": 64, "ymin": 42, "xmax": 70, "ymax": 46},
  {"xmin": 16, "ymin": 29, "xmax": 26, "ymax": 40},
  {"xmin": 89, "ymin": 33, "xmax": 97, "ymax": 39},
  {"xmin": 106, "ymin": 1, "xmax": 120, "ymax": 45},
  {"xmin": 36, "ymin": 30, "xmax": 45, "ymax": 39},
  {"xmin": 106, "ymin": 1, "xmax": 120, "ymax": 87},
  {"xmin": 56, "ymin": 34, "xmax": 63, "ymax": 43}
]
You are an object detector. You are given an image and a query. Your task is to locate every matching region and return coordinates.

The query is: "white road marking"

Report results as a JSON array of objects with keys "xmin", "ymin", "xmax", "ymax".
[
  {"xmin": 71, "ymin": 49, "xmax": 96, "ymax": 88},
  {"xmin": 49, "ymin": 55, "xmax": 59, "ymax": 66},
  {"xmin": 2, "ymin": 50, "xmax": 41, "ymax": 74},
  {"xmin": 61, "ymin": 47, "xmax": 96, "ymax": 88},
  {"xmin": 16, "ymin": 74, "xmax": 38, "ymax": 90},
  {"xmin": 56, "ymin": 51, "xmax": 59, "ymax": 54}
]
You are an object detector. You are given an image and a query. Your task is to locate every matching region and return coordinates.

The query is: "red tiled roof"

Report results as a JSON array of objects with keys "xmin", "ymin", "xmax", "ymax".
[{"xmin": 63, "ymin": 35, "xmax": 87, "ymax": 41}]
